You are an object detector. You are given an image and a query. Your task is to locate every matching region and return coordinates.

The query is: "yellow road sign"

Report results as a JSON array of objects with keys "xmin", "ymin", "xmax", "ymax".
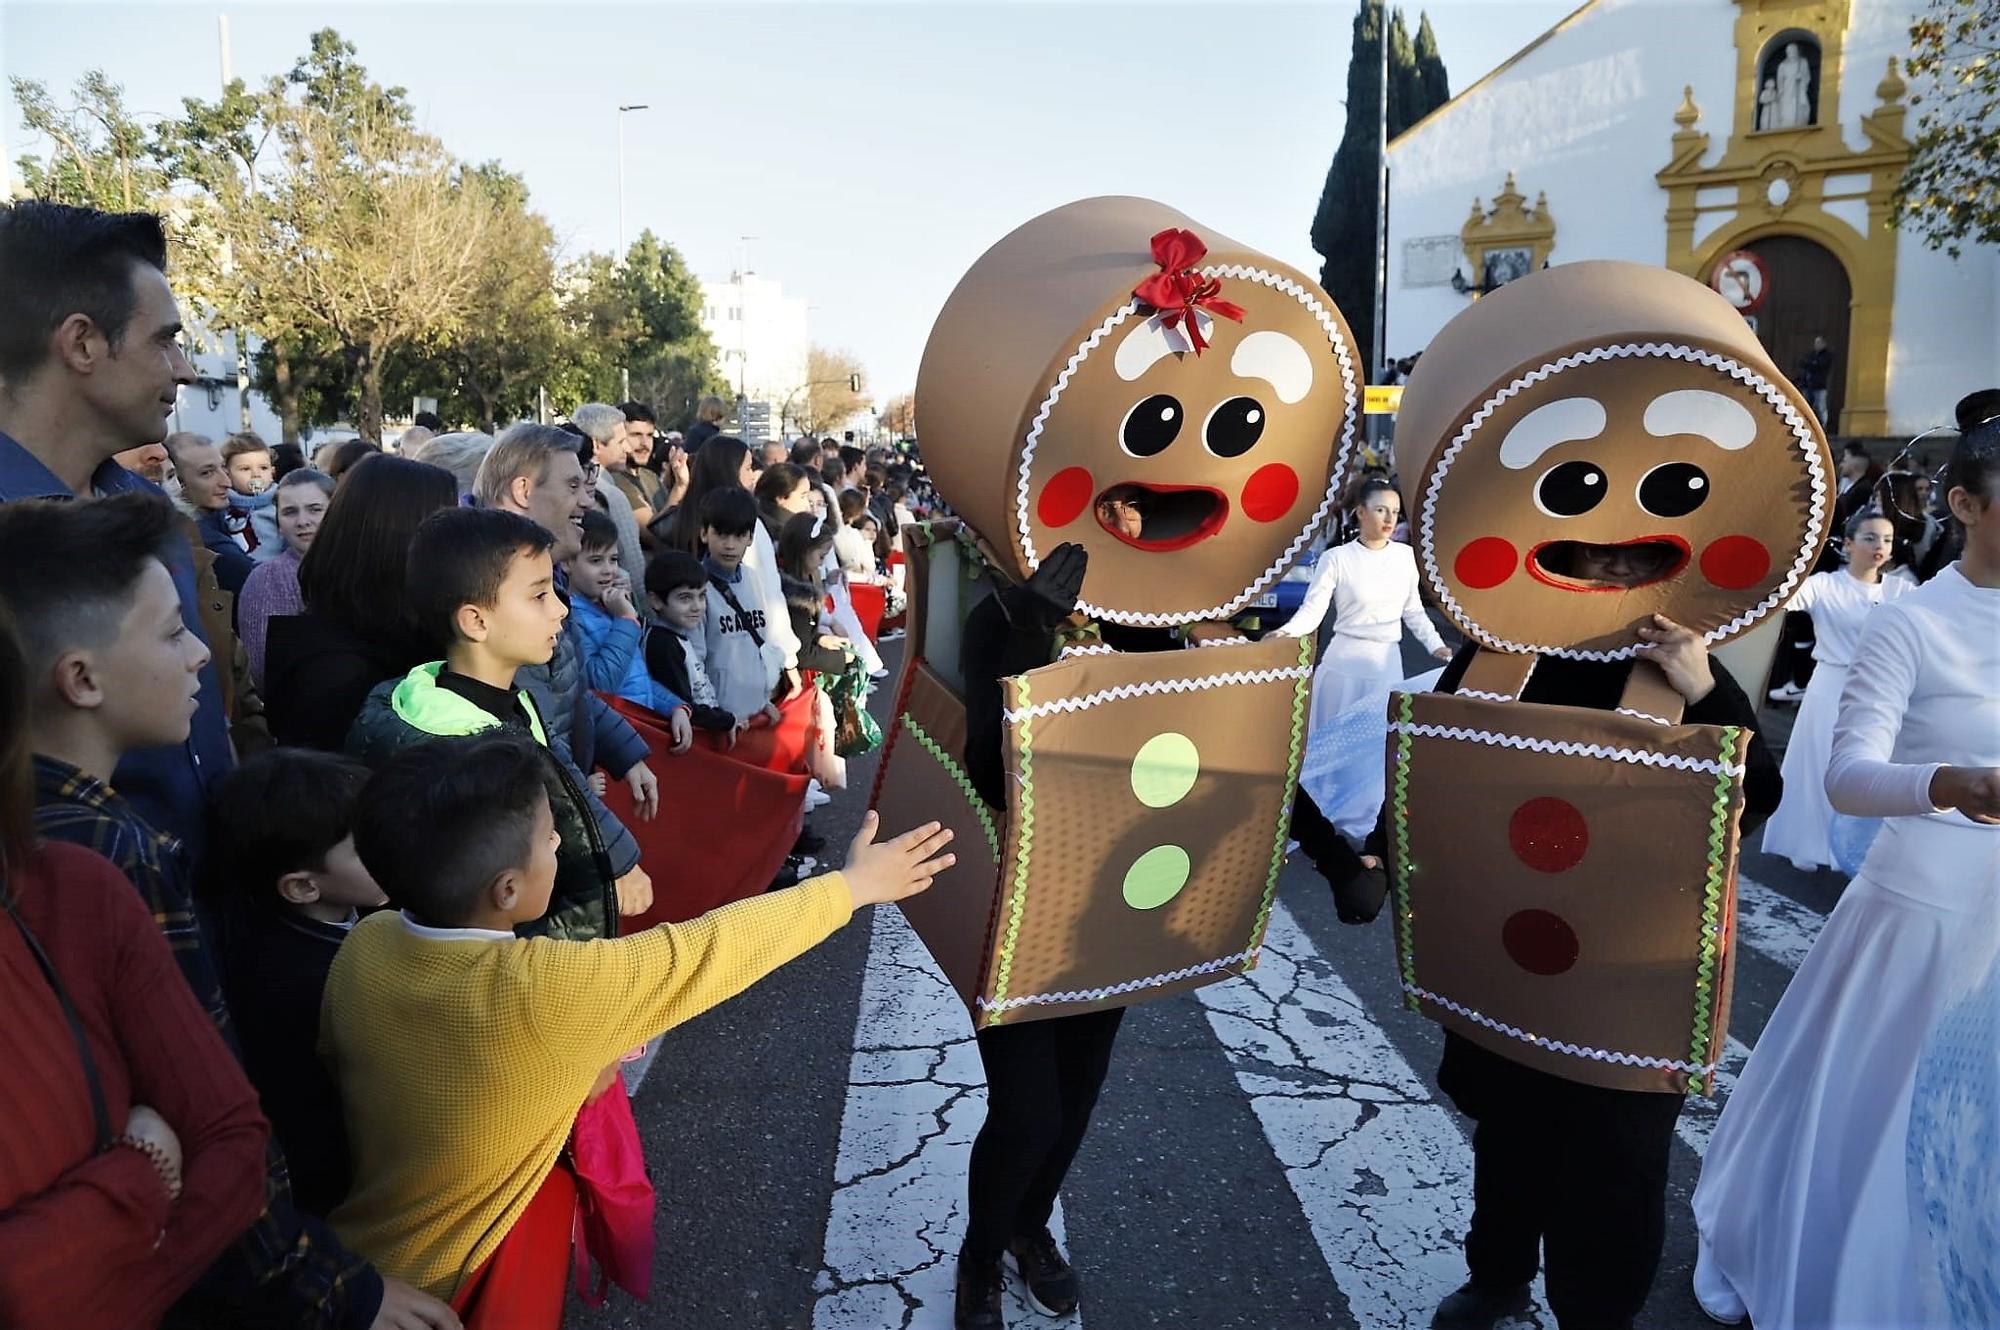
[{"xmin": 1364, "ymin": 385, "xmax": 1404, "ymax": 415}]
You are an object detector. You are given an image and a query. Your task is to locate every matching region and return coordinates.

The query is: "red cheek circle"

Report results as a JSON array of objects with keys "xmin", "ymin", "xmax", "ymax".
[
  {"xmin": 1240, "ymin": 463, "xmax": 1300, "ymax": 523},
  {"xmin": 1453, "ymin": 536, "xmax": 1518, "ymax": 590},
  {"xmin": 1502, "ymin": 909, "xmax": 1581, "ymax": 976},
  {"xmin": 1509, "ymin": 796, "xmax": 1589, "ymax": 873},
  {"xmin": 1700, "ymin": 535, "xmax": 1771, "ymax": 590},
  {"xmin": 1036, "ymin": 466, "xmax": 1094, "ymax": 529}
]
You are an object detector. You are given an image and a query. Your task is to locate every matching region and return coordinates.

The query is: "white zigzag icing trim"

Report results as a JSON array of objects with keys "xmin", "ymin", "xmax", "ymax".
[
  {"xmin": 1005, "ymin": 664, "xmax": 1312, "ymax": 723},
  {"xmin": 978, "ymin": 948, "xmax": 1258, "ymax": 1013},
  {"xmin": 1057, "ymin": 643, "xmax": 1119, "ymax": 660},
  {"xmin": 1418, "ymin": 342, "xmax": 1831, "ymax": 661},
  {"xmin": 1457, "ymin": 689, "xmax": 1515, "ymax": 702},
  {"xmin": 1391, "ymin": 721, "xmax": 1745, "ymax": 775},
  {"xmin": 1406, "ymin": 981, "xmax": 1717, "ymax": 1075},
  {"xmin": 1017, "ymin": 265, "xmax": 1361, "ymax": 628},
  {"xmin": 1196, "ymin": 634, "xmax": 1253, "ymax": 648},
  {"xmin": 1616, "ymin": 706, "xmax": 1675, "ymax": 726}
]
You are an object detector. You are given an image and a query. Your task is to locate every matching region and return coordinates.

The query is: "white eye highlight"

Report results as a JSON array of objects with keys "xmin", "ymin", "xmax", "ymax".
[
  {"xmin": 1114, "ymin": 313, "xmax": 1210, "ymax": 381},
  {"xmin": 1641, "ymin": 389, "xmax": 1757, "ymax": 450},
  {"xmin": 1497, "ymin": 397, "xmax": 1607, "ymax": 470},
  {"xmin": 1229, "ymin": 330, "xmax": 1314, "ymax": 404}
]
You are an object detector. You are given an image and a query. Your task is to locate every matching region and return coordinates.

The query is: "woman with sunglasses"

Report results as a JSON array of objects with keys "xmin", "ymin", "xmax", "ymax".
[{"xmin": 1692, "ymin": 396, "xmax": 2000, "ymax": 1329}]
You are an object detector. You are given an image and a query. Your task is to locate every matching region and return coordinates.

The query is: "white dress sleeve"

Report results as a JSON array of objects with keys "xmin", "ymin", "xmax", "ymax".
[
  {"xmin": 1275, "ymin": 547, "xmax": 1340, "ymax": 638},
  {"xmin": 1400, "ymin": 552, "xmax": 1446, "ymax": 655},
  {"xmin": 1788, "ymin": 571, "xmax": 1825, "ymax": 616},
  {"xmin": 748, "ymin": 522, "xmax": 802, "ymax": 671},
  {"xmin": 1825, "ymin": 602, "xmax": 1944, "ymax": 817}
]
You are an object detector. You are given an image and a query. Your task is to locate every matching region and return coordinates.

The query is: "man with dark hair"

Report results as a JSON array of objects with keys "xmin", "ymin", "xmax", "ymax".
[
  {"xmin": 838, "ymin": 445, "xmax": 866, "ymax": 490},
  {"xmin": 0, "ymin": 490, "xmax": 453, "ymax": 1330},
  {"xmin": 789, "ymin": 437, "xmax": 821, "ymax": 468},
  {"xmin": 0, "ymin": 200, "xmax": 233, "ymax": 859},
  {"xmin": 411, "ymin": 411, "xmax": 444, "ymax": 433}
]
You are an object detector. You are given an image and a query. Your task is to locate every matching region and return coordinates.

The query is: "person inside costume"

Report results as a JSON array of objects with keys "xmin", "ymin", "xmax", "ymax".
[
  {"xmin": 1331, "ymin": 261, "xmax": 1800, "ymax": 1330},
  {"xmin": 1692, "ymin": 397, "xmax": 2000, "ymax": 1329},
  {"xmin": 877, "ymin": 200, "xmax": 1366, "ymax": 1330}
]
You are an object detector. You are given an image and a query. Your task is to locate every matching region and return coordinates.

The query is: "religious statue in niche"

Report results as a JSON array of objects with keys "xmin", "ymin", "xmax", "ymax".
[{"xmin": 1757, "ymin": 39, "xmax": 1817, "ymax": 129}]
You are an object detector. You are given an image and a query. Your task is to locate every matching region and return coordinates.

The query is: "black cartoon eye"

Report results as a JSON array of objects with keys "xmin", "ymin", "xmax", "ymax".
[
  {"xmin": 1534, "ymin": 460, "xmax": 1607, "ymax": 517},
  {"xmin": 1203, "ymin": 396, "xmax": 1266, "ymax": 458},
  {"xmin": 1636, "ymin": 461, "xmax": 1710, "ymax": 518},
  {"xmin": 1120, "ymin": 394, "xmax": 1183, "ymax": 457}
]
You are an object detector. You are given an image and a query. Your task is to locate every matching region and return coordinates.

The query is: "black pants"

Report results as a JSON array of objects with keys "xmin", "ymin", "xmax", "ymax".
[
  {"xmin": 962, "ymin": 1006, "xmax": 1126, "ymax": 1263},
  {"xmin": 1770, "ymin": 610, "xmax": 1818, "ymax": 691},
  {"xmin": 1439, "ymin": 1034, "xmax": 1685, "ymax": 1330}
]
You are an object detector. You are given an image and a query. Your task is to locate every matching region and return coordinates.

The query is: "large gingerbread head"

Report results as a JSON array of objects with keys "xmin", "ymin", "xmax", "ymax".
[
  {"xmin": 1397, "ymin": 261, "xmax": 1835, "ymax": 659},
  {"xmin": 917, "ymin": 197, "xmax": 1362, "ymax": 626}
]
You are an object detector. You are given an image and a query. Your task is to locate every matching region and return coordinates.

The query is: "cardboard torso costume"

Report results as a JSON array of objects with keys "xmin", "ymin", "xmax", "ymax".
[
  {"xmin": 1385, "ymin": 261, "xmax": 1833, "ymax": 1094},
  {"xmin": 873, "ymin": 197, "xmax": 1362, "ymax": 1026}
]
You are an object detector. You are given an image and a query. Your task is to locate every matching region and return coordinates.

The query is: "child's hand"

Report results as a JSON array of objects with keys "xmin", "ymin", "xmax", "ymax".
[
  {"xmin": 625, "ymin": 762, "xmax": 659, "ymax": 820},
  {"xmin": 818, "ymin": 634, "xmax": 849, "ymax": 650},
  {"xmin": 840, "ymin": 810, "xmax": 956, "ymax": 907},
  {"xmin": 1633, "ymin": 614, "xmax": 1715, "ymax": 703},
  {"xmin": 371, "ymin": 1276, "xmax": 461, "ymax": 1330},
  {"xmin": 603, "ymin": 576, "xmax": 639, "ymax": 623},
  {"xmin": 759, "ymin": 702, "xmax": 782, "ymax": 728},
  {"xmin": 668, "ymin": 707, "xmax": 693, "ymax": 755},
  {"xmin": 1931, "ymin": 766, "xmax": 2000, "ymax": 823},
  {"xmin": 614, "ymin": 864, "xmax": 654, "ymax": 917},
  {"xmin": 588, "ymin": 771, "xmax": 608, "ymax": 798}
]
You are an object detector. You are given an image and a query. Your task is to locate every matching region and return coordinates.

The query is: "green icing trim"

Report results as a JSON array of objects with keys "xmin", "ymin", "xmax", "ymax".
[
  {"xmin": 1249, "ymin": 635, "xmax": 1317, "ymax": 963},
  {"xmin": 899, "ymin": 714, "xmax": 1000, "ymax": 859},
  {"xmin": 987, "ymin": 676, "xmax": 1035, "ymax": 1024},
  {"xmin": 1688, "ymin": 725, "xmax": 1741, "ymax": 1096},
  {"xmin": 1390, "ymin": 691, "xmax": 1419, "ymax": 1011}
]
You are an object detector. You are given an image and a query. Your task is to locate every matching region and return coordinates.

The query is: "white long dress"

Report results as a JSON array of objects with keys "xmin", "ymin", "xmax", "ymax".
[
  {"xmin": 1692, "ymin": 564, "xmax": 2000, "ymax": 1329},
  {"xmin": 1276, "ymin": 539, "xmax": 1446, "ymax": 840},
  {"xmin": 1760, "ymin": 568, "xmax": 1909, "ymax": 871}
]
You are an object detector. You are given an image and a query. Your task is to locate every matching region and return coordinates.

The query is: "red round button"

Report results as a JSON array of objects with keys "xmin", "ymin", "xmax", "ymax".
[
  {"xmin": 1502, "ymin": 909, "xmax": 1581, "ymax": 976},
  {"xmin": 1508, "ymin": 796, "xmax": 1589, "ymax": 873}
]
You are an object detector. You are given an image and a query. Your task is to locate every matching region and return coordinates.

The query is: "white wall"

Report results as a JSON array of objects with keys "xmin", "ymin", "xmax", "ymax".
[{"xmin": 167, "ymin": 323, "xmax": 283, "ymax": 443}]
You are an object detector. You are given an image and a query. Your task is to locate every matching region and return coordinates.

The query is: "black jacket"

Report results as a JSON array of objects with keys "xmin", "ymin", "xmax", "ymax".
[
  {"xmin": 643, "ymin": 625, "xmax": 736, "ymax": 731},
  {"xmin": 263, "ymin": 611, "xmax": 431, "ymax": 751}
]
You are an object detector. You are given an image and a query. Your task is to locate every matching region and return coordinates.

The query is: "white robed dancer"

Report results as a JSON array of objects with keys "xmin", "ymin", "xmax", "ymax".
[
  {"xmin": 1275, "ymin": 477, "xmax": 1451, "ymax": 841},
  {"xmin": 1760, "ymin": 509, "xmax": 1908, "ymax": 871},
  {"xmin": 1692, "ymin": 424, "xmax": 2000, "ymax": 1329}
]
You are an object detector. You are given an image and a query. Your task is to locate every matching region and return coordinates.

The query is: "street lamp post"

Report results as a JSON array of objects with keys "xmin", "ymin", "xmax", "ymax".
[{"xmin": 616, "ymin": 103, "xmax": 649, "ymax": 259}]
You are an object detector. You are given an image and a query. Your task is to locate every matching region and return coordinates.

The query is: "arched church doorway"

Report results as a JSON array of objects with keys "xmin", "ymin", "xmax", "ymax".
[{"xmin": 1746, "ymin": 234, "xmax": 1851, "ymax": 432}]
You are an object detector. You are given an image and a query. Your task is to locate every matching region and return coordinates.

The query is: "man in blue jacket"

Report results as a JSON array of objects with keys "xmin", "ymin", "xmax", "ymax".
[{"xmin": 0, "ymin": 200, "xmax": 232, "ymax": 861}]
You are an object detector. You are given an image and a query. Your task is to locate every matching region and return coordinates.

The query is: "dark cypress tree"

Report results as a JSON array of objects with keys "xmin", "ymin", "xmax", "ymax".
[
  {"xmin": 1308, "ymin": 3, "xmax": 1452, "ymax": 371},
  {"xmin": 1415, "ymin": 12, "xmax": 1452, "ymax": 112}
]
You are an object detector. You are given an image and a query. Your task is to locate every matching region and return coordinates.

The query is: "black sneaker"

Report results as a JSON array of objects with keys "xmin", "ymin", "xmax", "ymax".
[
  {"xmin": 1430, "ymin": 1280, "xmax": 1533, "ymax": 1329},
  {"xmin": 954, "ymin": 1252, "xmax": 1004, "ymax": 1330},
  {"xmin": 794, "ymin": 824, "xmax": 827, "ymax": 856},
  {"xmin": 1006, "ymin": 1228, "xmax": 1079, "ymax": 1317}
]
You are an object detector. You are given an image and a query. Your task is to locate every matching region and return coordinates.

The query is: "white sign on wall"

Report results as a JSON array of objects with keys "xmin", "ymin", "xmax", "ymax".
[{"xmin": 1402, "ymin": 235, "xmax": 1460, "ymax": 288}]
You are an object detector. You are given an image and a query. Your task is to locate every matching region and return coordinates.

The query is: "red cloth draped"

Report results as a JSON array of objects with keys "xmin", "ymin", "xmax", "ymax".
[
  {"xmin": 449, "ymin": 1159, "xmax": 577, "ymax": 1328},
  {"xmin": 597, "ymin": 690, "xmax": 817, "ymax": 925},
  {"xmin": 847, "ymin": 583, "xmax": 887, "ymax": 642}
]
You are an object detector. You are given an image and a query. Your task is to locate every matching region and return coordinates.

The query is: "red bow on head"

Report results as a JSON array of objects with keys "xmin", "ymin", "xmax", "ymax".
[{"xmin": 1131, "ymin": 228, "xmax": 1246, "ymax": 355}]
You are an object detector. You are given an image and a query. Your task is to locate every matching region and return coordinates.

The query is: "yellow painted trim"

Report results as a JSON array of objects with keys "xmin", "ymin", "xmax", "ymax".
[
  {"xmin": 1390, "ymin": 0, "xmax": 1605, "ymax": 150},
  {"xmin": 1460, "ymin": 172, "xmax": 1559, "ymax": 289},
  {"xmin": 1656, "ymin": 2, "xmax": 1909, "ymax": 436}
]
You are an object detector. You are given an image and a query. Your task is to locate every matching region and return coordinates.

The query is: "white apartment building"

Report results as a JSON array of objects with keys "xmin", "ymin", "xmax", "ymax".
[{"xmin": 699, "ymin": 270, "xmax": 810, "ymax": 441}]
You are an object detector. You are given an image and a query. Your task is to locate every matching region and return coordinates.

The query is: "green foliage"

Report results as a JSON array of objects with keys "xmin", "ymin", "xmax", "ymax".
[
  {"xmin": 1308, "ymin": 3, "xmax": 1452, "ymax": 367},
  {"xmin": 10, "ymin": 29, "xmax": 723, "ymax": 439},
  {"xmin": 1894, "ymin": 0, "xmax": 2000, "ymax": 258}
]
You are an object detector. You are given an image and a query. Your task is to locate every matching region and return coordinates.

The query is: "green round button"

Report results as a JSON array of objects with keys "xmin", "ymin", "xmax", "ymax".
[
  {"xmin": 1130, "ymin": 732, "xmax": 1200, "ymax": 809},
  {"xmin": 1122, "ymin": 844, "xmax": 1192, "ymax": 910}
]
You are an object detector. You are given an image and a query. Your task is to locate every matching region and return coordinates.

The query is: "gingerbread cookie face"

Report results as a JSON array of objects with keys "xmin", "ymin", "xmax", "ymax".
[
  {"xmin": 1021, "ymin": 286, "xmax": 1357, "ymax": 624},
  {"xmin": 916, "ymin": 198, "xmax": 1361, "ymax": 628},
  {"xmin": 1397, "ymin": 262, "xmax": 1835, "ymax": 659}
]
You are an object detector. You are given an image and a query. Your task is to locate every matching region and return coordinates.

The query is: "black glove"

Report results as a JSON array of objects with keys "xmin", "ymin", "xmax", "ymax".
[
  {"xmin": 1331, "ymin": 858, "xmax": 1389, "ymax": 925},
  {"xmin": 997, "ymin": 541, "xmax": 1088, "ymax": 633}
]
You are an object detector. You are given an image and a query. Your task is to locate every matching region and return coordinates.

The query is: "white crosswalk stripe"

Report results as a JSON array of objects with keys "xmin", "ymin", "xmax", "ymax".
[{"xmin": 813, "ymin": 908, "xmax": 1079, "ymax": 1330}]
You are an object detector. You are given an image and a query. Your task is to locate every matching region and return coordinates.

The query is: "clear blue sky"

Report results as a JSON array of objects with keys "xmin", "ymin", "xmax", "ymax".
[{"xmin": 3, "ymin": 0, "xmax": 1576, "ymax": 401}]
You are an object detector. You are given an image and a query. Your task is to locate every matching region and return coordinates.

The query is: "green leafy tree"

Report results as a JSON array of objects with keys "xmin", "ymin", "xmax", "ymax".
[
  {"xmin": 9, "ymin": 70, "xmax": 168, "ymax": 211},
  {"xmin": 555, "ymin": 232, "xmax": 726, "ymax": 428},
  {"xmin": 1308, "ymin": 3, "xmax": 1451, "ymax": 368},
  {"xmin": 1895, "ymin": 0, "xmax": 2000, "ymax": 257}
]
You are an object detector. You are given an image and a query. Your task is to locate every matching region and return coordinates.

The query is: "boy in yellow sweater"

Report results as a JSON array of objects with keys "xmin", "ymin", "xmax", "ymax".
[{"xmin": 321, "ymin": 728, "xmax": 953, "ymax": 1303}]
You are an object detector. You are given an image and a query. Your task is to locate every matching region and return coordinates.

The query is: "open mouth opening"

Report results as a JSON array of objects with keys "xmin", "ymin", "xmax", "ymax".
[
  {"xmin": 1094, "ymin": 482, "xmax": 1229, "ymax": 552},
  {"xmin": 1527, "ymin": 535, "xmax": 1690, "ymax": 591}
]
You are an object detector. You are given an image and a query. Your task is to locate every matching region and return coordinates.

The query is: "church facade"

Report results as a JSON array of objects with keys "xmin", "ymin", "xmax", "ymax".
[{"xmin": 1381, "ymin": 0, "xmax": 1999, "ymax": 438}]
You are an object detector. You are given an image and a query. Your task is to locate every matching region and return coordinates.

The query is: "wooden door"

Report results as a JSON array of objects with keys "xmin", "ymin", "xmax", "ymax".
[{"xmin": 1746, "ymin": 235, "xmax": 1851, "ymax": 431}]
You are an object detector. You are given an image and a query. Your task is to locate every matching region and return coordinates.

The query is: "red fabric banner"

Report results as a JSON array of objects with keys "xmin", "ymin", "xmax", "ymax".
[
  {"xmin": 597, "ymin": 691, "xmax": 815, "ymax": 926},
  {"xmin": 847, "ymin": 582, "xmax": 887, "ymax": 641}
]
